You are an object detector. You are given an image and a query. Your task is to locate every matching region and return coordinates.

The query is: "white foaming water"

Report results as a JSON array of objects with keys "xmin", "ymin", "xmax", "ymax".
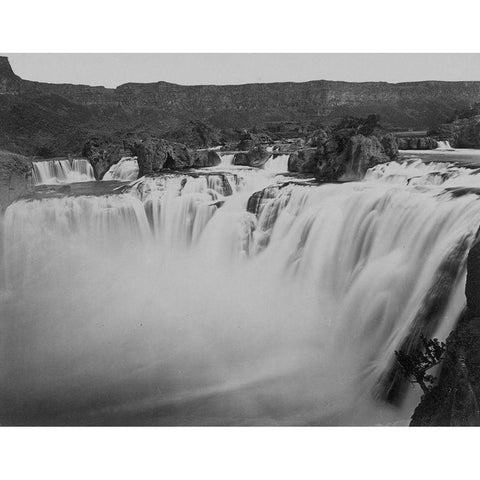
[
  {"xmin": 218, "ymin": 153, "xmax": 235, "ymax": 167},
  {"xmin": 264, "ymin": 154, "xmax": 290, "ymax": 173},
  {"xmin": 366, "ymin": 159, "xmax": 480, "ymax": 187},
  {"xmin": 436, "ymin": 140, "xmax": 454, "ymax": 151},
  {"xmin": 32, "ymin": 159, "xmax": 95, "ymax": 185},
  {"xmin": 2, "ymin": 160, "xmax": 480, "ymax": 425},
  {"xmin": 102, "ymin": 157, "xmax": 139, "ymax": 181}
]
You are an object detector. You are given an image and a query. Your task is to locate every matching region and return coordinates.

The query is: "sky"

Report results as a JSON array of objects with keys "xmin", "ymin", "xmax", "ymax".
[{"xmin": 4, "ymin": 53, "xmax": 480, "ymax": 88}]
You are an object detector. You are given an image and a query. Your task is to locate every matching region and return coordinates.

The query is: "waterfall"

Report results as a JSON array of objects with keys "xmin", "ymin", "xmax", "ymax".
[
  {"xmin": 218, "ymin": 153, "xmax": 235, "ymax": 167},
  {"xmin": 436, "ymin": 140, "xmax": 454, "ymax": 151},
  {"xmin": 264, "ymin": 154, "xmax": 290, "ymax": 173},
  {"xmin": 2, "ymin": 160, "xmax": 480, "ymax": 425},
  {"xmin": 102, "ymin": 157, "xmax": 139, "ymax": 181},
  {"xmin": 32, "ymin": 159, "xmax": 95, "ymax": 185}
]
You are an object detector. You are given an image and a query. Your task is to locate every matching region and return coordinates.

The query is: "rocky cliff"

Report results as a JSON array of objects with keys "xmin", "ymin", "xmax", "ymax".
[
  {"xmin": 4, "ymin": 56, "xmax": 480, "ymax": 156},
  {"xmin": 410, "ymin": 235, "xmax": 480, "ymax": 426},
  {"xmin": 0, "ymin": 150, "xmax": 31, "ymax": 210}
]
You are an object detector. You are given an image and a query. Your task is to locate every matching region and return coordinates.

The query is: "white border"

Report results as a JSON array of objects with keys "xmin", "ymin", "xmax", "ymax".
[
  {"xmin": 1, "ymin": 0, "xmax": 479, "ymax": 52},
  {"xmin": 1, "ymin": 1, "xmax": 479, "ymax": 478}
]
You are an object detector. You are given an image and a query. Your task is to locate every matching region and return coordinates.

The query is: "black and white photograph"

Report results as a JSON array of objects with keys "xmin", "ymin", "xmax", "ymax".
[{"xmin": 2, "ymin": 1, "xmax": 480, "ymax": 477}]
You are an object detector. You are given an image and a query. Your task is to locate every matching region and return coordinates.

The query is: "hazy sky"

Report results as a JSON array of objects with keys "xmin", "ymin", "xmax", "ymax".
[{"xmin": 4, "ymin": 53, "xmax": 480, "ymax": 88}]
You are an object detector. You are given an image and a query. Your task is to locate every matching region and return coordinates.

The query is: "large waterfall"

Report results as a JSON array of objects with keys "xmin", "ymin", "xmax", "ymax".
[
  {"xmin": 2, "ymin": 157, "xmax": 480, "ymax": 425},
  {"xmin": 32, "ymin": 158, "xmax": 95, "ymax": 185}
]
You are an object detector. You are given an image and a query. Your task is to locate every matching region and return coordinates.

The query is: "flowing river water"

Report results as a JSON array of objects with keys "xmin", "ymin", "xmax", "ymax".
[{"xmin": 2, "ymin": 152, "xmax": 480, "ymax": 425}]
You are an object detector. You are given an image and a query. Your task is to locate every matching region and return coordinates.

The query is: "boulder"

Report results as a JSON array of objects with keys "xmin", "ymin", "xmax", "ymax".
[
  {"xmin": 191, "ymin": 149, "xmax": 221, "ymax": 168},
  {"xmin": 236, "ymin": 131, "xmax": 272, "ymax": 151},
  {"xmin": 288, "ymin": 148, "xmax": 318, "ymax": 173},
  {"xmin": 130, "ymin": 138, "xmax": 192, "ymax": 176},
  {"xmin": 316, "ymin": 134, "xmax": 389, "ymax": 182},
  {"xmin": 233, "ymin": 146, "xmax": 271, "ymax": 168}
]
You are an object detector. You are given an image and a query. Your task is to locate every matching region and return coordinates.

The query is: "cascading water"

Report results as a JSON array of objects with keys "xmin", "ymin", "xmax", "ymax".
[
  {"xmin": 436, "ymin": 140, "xmax": 454, "ymax": 151},
  {"xmin": 32, "ymin": 158, "xmax": 95, "ymax": 185},
  {"xmin": 218, "ymin": 153, "xmax": 235, "ymax": 167},
  {"xmin": 102, "ymin": 157, "xmax": 139, "ymax": 181},
  {"xmin": 264, "ymin": 154, "xmax": 290, "ymax": 173},
  {"xmin": 2, "ymin": 157, "xmax": 480, "ymax": 425}
]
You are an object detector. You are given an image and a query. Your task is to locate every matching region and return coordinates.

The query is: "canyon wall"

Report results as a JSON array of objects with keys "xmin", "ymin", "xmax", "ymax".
[{"xmin": 4, "ymin": 56, "xmax": 480, "ymax": 156}]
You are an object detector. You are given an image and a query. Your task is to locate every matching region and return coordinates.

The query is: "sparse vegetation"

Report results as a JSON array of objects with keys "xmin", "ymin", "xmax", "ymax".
[{"xmin": 395, "ymin": 336, "xmax": 446, "ymax": 394}]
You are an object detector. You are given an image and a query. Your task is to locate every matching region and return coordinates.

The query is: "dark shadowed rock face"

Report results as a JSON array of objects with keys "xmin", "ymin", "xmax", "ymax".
[
  {"xmin": 236, "ymin": 131, "xmax": 273, "ymax": 151},
  {"xmin": 381, "ymin": 133, "xmax": 399, "ymax": 159},
  {"xmin": 233, "ymin": 146, "xmax": 271, "ymax": 168},
  {"xmin": 288, "ymin": 148, "xmax": 318, "ymax": 173},
  {"xmin": 191, "ymin": 149, "xmax": 221, "ymax": 168},
  {"xmin": 410, "ymin": 236, "xmax": 480, "ymax": 426},
  {"xmin": 397, "ymin": 136, "xmax": 438, "ymax": 150},
  {"xmin": 165, "ymin": 121, "xmax": 222, "ymax": 149},
  {"xmin": 0, "ymin": 57, "xmax": 21, "ymax": 95},
  {"xmin": 82, "ymin": 138, "xmax": 126, "ymax": 179},
  {"xmin": 315, "ymin": 134, "xmax": 390, "ymax": 182},
  {"xmin": 0, "ymin": 150, "xmax": 31, "ymax": 210},
  {"xmin": 130, "ymin": 138, "xmax": 192, "ymax": 176}
]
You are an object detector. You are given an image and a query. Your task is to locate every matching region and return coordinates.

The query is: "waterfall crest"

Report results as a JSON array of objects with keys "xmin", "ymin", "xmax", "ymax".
[
  {"xmin": 32, "ymin": 159, "xmax": 95, "ymax": 185},
  {"xmin": 103, "ymin": 157, "xmax": 139, "ymax": 181}
]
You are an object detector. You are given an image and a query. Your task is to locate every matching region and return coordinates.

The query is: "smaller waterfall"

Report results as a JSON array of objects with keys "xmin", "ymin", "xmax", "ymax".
[
  {"xmin": 264, "ymin": 154, "xmax": 290, "ymax": 173},
  {"xmin": 436, "ymin": 140, "xmax": 454, "ymax": 151},
  {"xmin": 103, "ymin": 157, "xmax": 139, "ymax": 181},
  {"xmin": 218, "ymin": 153, "xmax": 235, "ymax": 168},
  {"xmin": 32, "ymin": 159, "xmax": 95, "ymax": 185}
]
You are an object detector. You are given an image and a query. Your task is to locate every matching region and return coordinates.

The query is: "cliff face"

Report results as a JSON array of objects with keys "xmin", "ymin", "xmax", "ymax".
[
  {"xmin": 0, "ymin": 150, "xmax": 31, "ymax": 211},
  {"xmin": 4, "ymin": 56, "xmax": 480, "ymax": 156},
  {"xmin": 411, "ymin": 236, "xmax": 480, "ymax": 426}
]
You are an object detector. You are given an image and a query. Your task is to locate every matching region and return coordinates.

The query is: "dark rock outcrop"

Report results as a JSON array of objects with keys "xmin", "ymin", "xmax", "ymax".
[
  {"xmin": 236, "ymin": 131, "xmax": 273, "ymax": 151},
  {"xmin": 288, "ymin": 148, "xmax": 318, "ymax": 173},
  {"xmin": 316, "ymin": 134, "xmax": 390, "ymax": 182},
  {"xmin": 191, "ymin": 149, "xmax": 221, "ymax": 168},
  {"xmin": 129, "ymin": 138, "xmax": 192, "ymax": 176},
  {"xmin": 396, "ymin": 136, "xmax": 438, "ymax": 150},
  {"xmin": 0, "ymin": 150, "xmax": 31, "ymax": 210},
  {"xmin": 165, "ymin": 120, "xmax": 222, "ymax": 149},
  {"xmin": 82, "ymin": 138, "xmax": 125, "ymax": 179},
  {"xmin": 410, "ymin": 236, "xmax": 480, "ymax": 426},
  {"xmin": 380, "ymin": 133, "xmax": 399, "ymax": 159},
  {"xmin": 233, "ymin": 146, "xmax": 271, "ymax": 168}
]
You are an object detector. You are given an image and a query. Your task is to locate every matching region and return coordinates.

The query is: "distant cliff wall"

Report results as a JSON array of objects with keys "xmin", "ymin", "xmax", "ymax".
[{"xmin": 4, "ymin": 56, "xmax": 480, "ymax": 155}]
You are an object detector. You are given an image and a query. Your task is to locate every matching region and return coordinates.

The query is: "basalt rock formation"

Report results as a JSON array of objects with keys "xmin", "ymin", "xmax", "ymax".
[
  {"xmin": 5, "ymin": 56, "xmax": 480, "ymax": 156},
  {"xmin": 316, "ymin": 134, "xmax": 391, "ymax": 182},
  {"xmin": 82, "ymin": 137, "xmax": 126, "ymax": 179},
  {"xmin": 410, "ymin": 236, "xmax": 480, "ymax": 426},
  {"xmin": 0, "ymin": 150, "xmax": 31, "ymax": 210},
  {"xmin": 233, "ymin": 146, "xmax": 271, "ymax": 168},
  {"xmin": 288, "ymin": 148, "xmax": 318, "ymax": 173},
  {"xmin": 129, "ymin": 137, "xmax": 192, "ymax": 176},
  {"xmin": 396, "ymin": 136, "xmax": 438, "ymax": 150},
  {"xmin": 191, "ymin": 149, "xmax": 221, "ymax": 168},
  {"xmin": 236, "ymin": 131, "xmax": 273, "ymax": 151}
]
